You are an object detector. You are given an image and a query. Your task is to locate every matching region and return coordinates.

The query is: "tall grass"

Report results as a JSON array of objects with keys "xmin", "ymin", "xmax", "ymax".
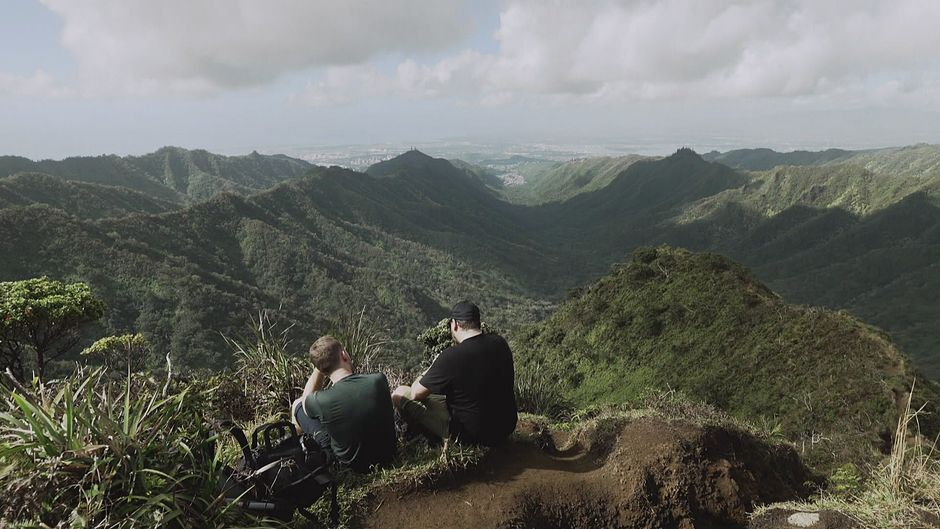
[
  {"xmin": 514, "ymin": 362, "xmax": 572, "ymax": 419},
  {"xmin": 0, "ymin": 368, "xmax": 268, "ymax": 528},
  {"xmin": 331, "ymin": 306, "xmax": 388, "ymax": 374},
  {"xmin": 224, "ymin": 311, "xmax": 307, "ymax": 416},
  {"xmin": 760, "ymin": 383, "xmax": 940, "ymax": 527}
]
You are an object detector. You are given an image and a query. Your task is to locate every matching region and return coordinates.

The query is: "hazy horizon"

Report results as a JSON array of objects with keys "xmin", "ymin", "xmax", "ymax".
[{"xmin": 3, "ymin": 0, "xmax": 940, "ymax": 159}]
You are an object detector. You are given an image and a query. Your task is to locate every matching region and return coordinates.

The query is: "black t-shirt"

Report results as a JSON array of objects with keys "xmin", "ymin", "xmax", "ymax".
[{"xmin": 420, "ymin": 333, "xmax": 518, "ymax": 445}]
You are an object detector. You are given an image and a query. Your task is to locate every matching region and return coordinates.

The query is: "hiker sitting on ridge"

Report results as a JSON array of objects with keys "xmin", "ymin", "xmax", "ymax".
[
  {"xmin": 391, "ymin": 301, "xmax": 518, "ymax": 446},
  {"xmin": 291, "ymin": 335, "xmax": 397, "ymax": 473}
]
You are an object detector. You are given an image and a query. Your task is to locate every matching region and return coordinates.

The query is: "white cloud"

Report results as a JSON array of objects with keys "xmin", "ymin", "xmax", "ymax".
[
  {"xmin": 0, "ymin": 70, "xmax": 74, "ymax": 98},
  {"xmin": 39, "ymin": 0, "xmax": 470, "ymax": 95},
  {"xmin": 296, "ymin": 0, "xmax": 940, "ymax": 106}
]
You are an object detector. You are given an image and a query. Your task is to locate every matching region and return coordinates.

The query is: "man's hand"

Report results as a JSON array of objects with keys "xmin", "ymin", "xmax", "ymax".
[
  {"xmin": 300, "ymin": 367, "xmax": 326, "ymax": 403},
  {"xmin": 391, "ymin": 385, "xmax": 411, "ymax": 408}
]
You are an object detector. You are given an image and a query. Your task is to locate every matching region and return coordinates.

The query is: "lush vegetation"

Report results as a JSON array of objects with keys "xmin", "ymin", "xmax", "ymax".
[
  {"xmin": 1, "ymin": 144, "xmax": 939, "ymax": 379},
  {"xmin": 0, "ymin": 313, "xmax": 489, "ymax": 529},
  {"xmin": 0, "ymin": 277, "xmax": 106, "ymax": 381},
  {"xmin": 501, "ymin": 154, "xmax": 650, "ymax": 204},
  {"xmin": 0, "ymin": 146, "xmax": 315, "ymax": 205},
  {"xmin": 0, "ymin": 151, "xmax": 555, "ymax": 374},
  {"xmin": 701, "ymin": 147, "xmax": 856, "ymax": 171},
  {"xmin": 0, "ymin": 368, "xmax": 237, "ymax": 528},
  {"xmin": 513, "ymin": 246, "xmax": 940, "ymax": 468},
  {"xmin": 761, "ymin": 386, "xmax": 940, "ymax": 528},
  {"xmin": 0, "ymin": 172, "xmax": 177, "ymax": 219},
  {"xmin": 704, "ymin": 143, "xmax": 940, "ymax": 179},
  {"xmin": 3, "ymin": 143, "xmax": 940, "ymax": 528},
  {"xmin": 81, "ymin": 333, "xmax": 152, "ymax": 375}
]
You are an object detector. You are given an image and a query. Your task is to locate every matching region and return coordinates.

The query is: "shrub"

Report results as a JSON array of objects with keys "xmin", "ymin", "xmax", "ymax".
[
  {"xmin": 417, "ymin": 318, "xmax": 502, "ymax": 367},
  {"xmin": 417, "ymin": 318, "xmax": 455, "ymax": 366},
  {"xmin": 514, "ymin": 362, "xmax": 572, "ymax": 419},
  {"xmin": 81, "ymin": 333, "xmax": 151, "ymax": 374},
  {"xmin": 0, "ymin": 369, "xmax": 262, "ymax": 528},
  {"xmin": 224, "ymin": 311, "xmax": 307, "ymax": 417},
  {"xmin": 762, "ymin": 384, "xmax": 940, "ymax": 527}
]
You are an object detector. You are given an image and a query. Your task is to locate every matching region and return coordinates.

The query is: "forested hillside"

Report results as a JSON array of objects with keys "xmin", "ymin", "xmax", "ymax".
[
  {"xmin": 497, "ymin": 154, "xmax": 650, "ymax": 204},
  {"xmin": 0, "ymin": 146, "xmax": 315, "ymax": 204},
  {"xmin": 703, "ymin": 144, "xmax": 940, "ymax": 179},
  {"xmin": 515, "ymin": 146, "xmax": 940, "ymax": 374},
  {"xmin": 0, "ymin": 154, "xmax": 552, "ymax": 372},
  {"xmin": 514, "ymin": 246, "xmax": 938, "ymax": 466},
  {"xmin": 0, "ymin": 172, "xmax": 177, "ymax": 218},
  {"xmin": 2, "ymin": 146, "xmax": 939, "ymax": 378}
]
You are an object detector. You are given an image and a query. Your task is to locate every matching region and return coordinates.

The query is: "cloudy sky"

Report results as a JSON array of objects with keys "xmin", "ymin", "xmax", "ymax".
[{"xmin": 2, "ymin": 0, "xmax": 940, "ymax": 158}]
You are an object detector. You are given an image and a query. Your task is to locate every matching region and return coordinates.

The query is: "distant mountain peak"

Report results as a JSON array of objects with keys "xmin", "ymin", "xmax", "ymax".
[
  {"xmin": 366, "ymin": 149, "xmax": 440, "ymax": 177},
  {"xmin": 392, "ymin": 149, "xmax": 434, "ymax": 163},
  {"xmin": 669, "ymin": 147, "xmax": 704, "ymax": 161}
]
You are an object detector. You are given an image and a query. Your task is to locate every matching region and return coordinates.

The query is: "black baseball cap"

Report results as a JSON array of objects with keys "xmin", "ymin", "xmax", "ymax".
[{"xmin": 451, "ymin": 300, "xmax": 481, "ymax": 322}]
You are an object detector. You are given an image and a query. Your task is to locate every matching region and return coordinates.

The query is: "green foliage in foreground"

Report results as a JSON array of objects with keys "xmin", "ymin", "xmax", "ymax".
[
  {"xmin": 0, "ymin": 369, "xmax": 247, "ymax": 528},
  {"xmin": 513, "ymin": 246, "xmax": 940, "ymax": 468},
  {"xmin": 0, "ymin": 277, "xmax": 106, "ymax": 381},
  {"xmin": 0, "ymin": 315, "xmax": 488, "ymax": 529},
  {"xmin": 760, "ymin": 388, "xmax": 940, "ymax": 529},
  {"xmin": 0, "ymin": 334, "xmax": 771, "ymax": 529}
]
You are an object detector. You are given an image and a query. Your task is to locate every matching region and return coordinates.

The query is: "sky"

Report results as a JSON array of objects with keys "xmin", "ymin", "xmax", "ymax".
[{"xmin": 2, "ymin": 0, "xmax": 940, "ymax": 159}]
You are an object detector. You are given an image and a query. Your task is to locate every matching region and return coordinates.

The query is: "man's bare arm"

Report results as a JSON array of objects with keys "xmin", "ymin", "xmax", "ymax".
[
  {"xmin": 390, "ymin": 378, "xmax": 431, "ymax": 408},
  {"xmin": 410, "ymin": 380, "xmax": 431, "ymax": 401},
  {"xmin": 293, "ymin": 368, "xmax": 327, "ymax": 429},
  {"xmin": 302, "ymin": 368, "xmax": 327, "ymax": 399}
]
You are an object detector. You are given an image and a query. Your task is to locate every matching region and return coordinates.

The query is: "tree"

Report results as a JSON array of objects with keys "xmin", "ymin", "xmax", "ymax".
[
  {"xmin": 81, "ymin": 333, "xmax": 150, "ymax": 375},
  {"xmin": 0, "ymin": 277, "xmax": 106, "ymax": 381}
]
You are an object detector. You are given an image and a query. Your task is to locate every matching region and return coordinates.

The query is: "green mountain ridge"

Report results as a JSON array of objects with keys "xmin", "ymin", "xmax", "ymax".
[
  {"xmin": 702, "ymin": 147, "xmax": 858, "ymax": 170},
  {"xmin": 2, "ymin": 146, "xmax": 939, "ymax": 378},
  {"xmin": 500, "ymin": 154, "xmax": 651, "ymax": 204},
  {"xmin": 0, "ymin": 172, "xmax": 178, "ymax": 219},
  {"xmin": 514, "ymin": 245, "xmax": 939, "ymax": 467},
  {"xmin": 702, "ymin": 143, "xmax": 940, "ymax": 180},
  {"xmin": 0, "ymin": 161, "xmax": 552, "ymax": 371},
  {"xmin": 0, "ymin": 146, "xmax": 316, "ymax": 204}
]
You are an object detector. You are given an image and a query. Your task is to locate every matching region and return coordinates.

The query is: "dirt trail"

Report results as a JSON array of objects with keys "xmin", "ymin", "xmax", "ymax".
[{"xmin": 365, "ymin": 417, "xmax": 813, "ymax": 529}]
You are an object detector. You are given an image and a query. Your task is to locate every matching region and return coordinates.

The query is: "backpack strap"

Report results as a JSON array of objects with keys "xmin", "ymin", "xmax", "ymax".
[
  {"xmin": 219, "ymin": 420, "xmax": 256, "ymax": 470},
  {"xmin": 329, "ymin": 480, "xmax": 339, "ymax": 527},
  {"xmin": 296, "ymin": 480, "xmax": 339, "ymax": 527}
]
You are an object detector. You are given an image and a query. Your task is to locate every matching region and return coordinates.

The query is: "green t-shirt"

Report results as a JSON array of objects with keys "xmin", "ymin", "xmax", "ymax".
[{"xmin": 303, "ymin": 373, "xmax": 397, "ymax": 472}]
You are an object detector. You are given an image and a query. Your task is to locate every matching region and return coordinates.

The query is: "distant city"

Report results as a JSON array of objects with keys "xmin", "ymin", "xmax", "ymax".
[{"xmin": 252, "ymin": 137, "xmax": 883, "ymax": 172}]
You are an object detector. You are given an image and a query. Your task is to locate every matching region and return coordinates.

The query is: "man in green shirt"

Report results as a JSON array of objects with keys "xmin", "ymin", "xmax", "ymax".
[{"xmin": 291, "ymin": 335, "xmax": 397, "ymax": 473}]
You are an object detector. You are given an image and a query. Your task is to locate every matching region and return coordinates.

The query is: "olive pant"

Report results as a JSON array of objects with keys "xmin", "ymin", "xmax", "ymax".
[{"xmin": 398, "ymin": 390, "xmax": 450, "ymax": 442}]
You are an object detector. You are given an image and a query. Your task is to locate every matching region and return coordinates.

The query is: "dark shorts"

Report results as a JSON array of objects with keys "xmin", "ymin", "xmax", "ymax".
[{"xmin": 292, "ymin": 398, "xmax": 332, "ymax": 453}]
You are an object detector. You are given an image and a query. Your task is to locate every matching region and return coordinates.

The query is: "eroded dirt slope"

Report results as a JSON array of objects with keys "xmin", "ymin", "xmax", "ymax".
[{"xmin": 364, "ymin": 417, "xmax": 814, "ymax": 529}]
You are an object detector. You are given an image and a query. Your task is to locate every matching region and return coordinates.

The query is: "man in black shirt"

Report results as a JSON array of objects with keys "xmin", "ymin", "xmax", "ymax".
[{"xmin": 391, "ymin": 301, "xmax": 518, "ymax": 446}]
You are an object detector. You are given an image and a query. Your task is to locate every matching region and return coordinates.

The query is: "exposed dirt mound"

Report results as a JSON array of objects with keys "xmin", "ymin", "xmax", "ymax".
[{"xmin": 364, "ymin": 417, "xmax": 814, "ymax": 529}]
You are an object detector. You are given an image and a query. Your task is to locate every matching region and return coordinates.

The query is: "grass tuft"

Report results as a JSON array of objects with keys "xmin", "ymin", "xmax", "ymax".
[{"xmin": 757, "ymin": 383, "xmax": 940, "ymax": 528}]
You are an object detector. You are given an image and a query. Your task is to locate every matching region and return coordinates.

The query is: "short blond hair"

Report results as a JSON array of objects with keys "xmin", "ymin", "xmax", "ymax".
[{"xmin": 309, "ymin": 335, "xmax": 344, "ymax": 373}]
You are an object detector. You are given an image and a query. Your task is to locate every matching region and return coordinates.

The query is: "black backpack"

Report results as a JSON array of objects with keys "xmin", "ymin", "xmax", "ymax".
[{"xmin": 219, "ymin": 420, "xmax": 339, "ymax": 526}]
